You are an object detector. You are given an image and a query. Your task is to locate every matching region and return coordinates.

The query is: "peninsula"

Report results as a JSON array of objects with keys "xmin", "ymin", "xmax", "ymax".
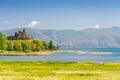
[{"xmin": 0, "ymin": 29, "xmax": 59, "ymax": 56}]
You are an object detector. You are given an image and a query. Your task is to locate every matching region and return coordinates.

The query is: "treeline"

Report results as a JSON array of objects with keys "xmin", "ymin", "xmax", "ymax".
[{"xmin": 0, "ymin": 32, "xmax": 60, "ymax": 52}]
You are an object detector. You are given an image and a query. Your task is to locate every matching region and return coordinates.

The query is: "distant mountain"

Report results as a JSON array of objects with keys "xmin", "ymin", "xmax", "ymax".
[{"xmin": 1, "ymin": 27, "xmax": 120, "ymax": 48}]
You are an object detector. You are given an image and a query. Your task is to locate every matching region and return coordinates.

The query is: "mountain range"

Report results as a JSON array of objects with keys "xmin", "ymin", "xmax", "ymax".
[{"xmin": 1, "ymin": 27, "xmax": 120, "ymax": 48}]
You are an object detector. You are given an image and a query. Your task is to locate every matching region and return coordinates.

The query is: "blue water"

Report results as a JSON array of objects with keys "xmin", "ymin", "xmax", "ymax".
[{"xmin": 0, "ymin": 48, "xmax": 120, "ymax": 62}]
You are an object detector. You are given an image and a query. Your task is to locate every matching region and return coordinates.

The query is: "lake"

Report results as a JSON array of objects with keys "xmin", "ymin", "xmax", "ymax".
[{"xmin": 0, "ymin": 48, "xmax": 120, "ymax": 62}]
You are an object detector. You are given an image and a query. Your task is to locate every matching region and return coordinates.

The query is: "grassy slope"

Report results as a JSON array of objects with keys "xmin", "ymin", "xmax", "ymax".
[{"xmin": 0, "ymin": 61, "xmax": 120, "ymax": 80}]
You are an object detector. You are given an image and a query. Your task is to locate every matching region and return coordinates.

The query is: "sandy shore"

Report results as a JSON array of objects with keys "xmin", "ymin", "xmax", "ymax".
[
  {"xmin": 90, "ymin": 52, "xmax": 112, "ymax": 54},
  {"xmin": 0, "ymin": 50, "xmax": 112, "ymax": 56},
  {"xmin": 52, "ymin": 50, "xmax": 112, "ymax": 54}
]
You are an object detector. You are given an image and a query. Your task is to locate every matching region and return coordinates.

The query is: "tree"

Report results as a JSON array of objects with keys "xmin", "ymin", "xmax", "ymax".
[
  {"xmin": 0, "ymin": 31, "xmax": 59, "ymax": 52},
  {"xmin": 48, "ymin": 40, "xmax": 55, "ymax": 50},
  {"xmin": 13, "ymin": 40, "xmax": 22, "ymax": 51},
  {"xmin": 0, "ymin": 32, "xmax": 6, "ymax": 50},
  {"xmin": 21, "ymin": 41, "xmax": 31, "ymax": 52},
  {"xmin": 31, "ymin": 40, "xmax": 43, "ymax": 51},
  {"xmin": 6, "ymin": 40, "xmax": 14, "ymax": 51},
  {"xmin": 43, "ymin": 41, "xmax": 49, "ymax": 50}
]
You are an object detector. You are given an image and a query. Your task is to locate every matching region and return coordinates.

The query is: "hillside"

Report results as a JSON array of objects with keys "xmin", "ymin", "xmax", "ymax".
[{"xmin": 1, "ymin": 27, "xmax": 120, "ymax": 48}]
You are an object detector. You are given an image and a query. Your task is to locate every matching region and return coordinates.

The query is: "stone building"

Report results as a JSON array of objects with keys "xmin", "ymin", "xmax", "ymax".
[{"xmin": 7, "ymin": 29, "xmax": 34, "ymax": 40}]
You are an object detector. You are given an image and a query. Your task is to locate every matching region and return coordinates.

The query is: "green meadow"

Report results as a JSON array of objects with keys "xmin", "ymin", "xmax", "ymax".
[{"xmin": 0, "ymin": 61, "xmax": 120, "ymax": 80}]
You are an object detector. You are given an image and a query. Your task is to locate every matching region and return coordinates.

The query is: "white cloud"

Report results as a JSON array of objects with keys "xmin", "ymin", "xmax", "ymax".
[
  {"xmin": 2, "ymin": 21, "xmax": 9, "ymax": 24},
  {"xmin": 27, "ymin": 21, "xmax": 40, "ymax": 28},
  {"xmin": 94, "ymin": 24, "xmax": 100, "ymax": 29}
]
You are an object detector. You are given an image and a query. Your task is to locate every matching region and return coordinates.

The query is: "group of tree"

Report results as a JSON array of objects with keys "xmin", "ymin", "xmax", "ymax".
[{"xmin": 0, "ymin": 32, "xmax": 60, "ymax": 52}]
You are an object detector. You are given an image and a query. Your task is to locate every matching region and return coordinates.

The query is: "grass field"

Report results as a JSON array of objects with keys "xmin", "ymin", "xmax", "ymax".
[{"xmin": 0, "ymin": 61, "xmax": 120, "ymax": 80}]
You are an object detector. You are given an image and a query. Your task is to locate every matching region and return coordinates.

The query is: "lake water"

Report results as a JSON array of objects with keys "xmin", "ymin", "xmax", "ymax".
[{"xmin": 0, "ymin": 48, "xmax": 120, "ymax": 62}]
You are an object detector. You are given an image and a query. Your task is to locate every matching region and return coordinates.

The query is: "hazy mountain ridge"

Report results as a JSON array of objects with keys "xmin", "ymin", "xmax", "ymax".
[{"xmin": 1, "ymin": 27, "xmax": 120, "ymax": 48}]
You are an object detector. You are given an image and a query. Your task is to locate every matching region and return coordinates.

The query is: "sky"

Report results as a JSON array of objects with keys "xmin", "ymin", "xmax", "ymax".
[{"xmin": 0, "ymin": 0, "xmax": 120, "ymax": 30}]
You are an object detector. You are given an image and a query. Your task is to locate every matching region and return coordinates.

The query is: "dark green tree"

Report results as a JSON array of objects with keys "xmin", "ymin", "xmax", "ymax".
[{"xmin": 48, "ymin": 40, "xmax": 55, "ymax": 50}]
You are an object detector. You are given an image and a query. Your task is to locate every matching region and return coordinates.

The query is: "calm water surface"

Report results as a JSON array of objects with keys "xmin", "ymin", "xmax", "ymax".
[{"xmin": 0, "ymin": 48, "xmax": 120, "ymax": 62}]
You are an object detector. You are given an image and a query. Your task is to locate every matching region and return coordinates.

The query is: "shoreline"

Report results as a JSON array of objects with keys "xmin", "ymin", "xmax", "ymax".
[{"xmin": 0, "ymin": 50, "xmax": 112, "ymax": 56}]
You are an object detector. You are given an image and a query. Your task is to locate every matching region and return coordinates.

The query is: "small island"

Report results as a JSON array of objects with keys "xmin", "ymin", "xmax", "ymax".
[{"xmin": 0, "ymin": 29, "xmax": 59, "ymax": 56}]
